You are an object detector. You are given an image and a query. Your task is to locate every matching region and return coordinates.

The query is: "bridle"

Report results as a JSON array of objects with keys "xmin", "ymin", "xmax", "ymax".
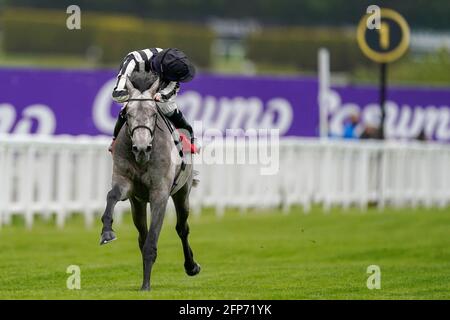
[
  {"xmin": 130, "ymin": 124, "xmax": 155, "ymax": 137},
  {"xmin": 125, "ymin": 98, "xmax": 158, "ymax": 138}
]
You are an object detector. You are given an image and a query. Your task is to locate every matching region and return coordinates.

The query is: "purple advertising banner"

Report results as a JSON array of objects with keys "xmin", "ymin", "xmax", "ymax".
[{"xmin": 1, "ymin": 67, "xmax": 449, "ymax": 141}]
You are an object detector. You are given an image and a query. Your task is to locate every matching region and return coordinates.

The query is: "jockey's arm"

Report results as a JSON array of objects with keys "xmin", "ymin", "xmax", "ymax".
[
  {"xmin": 114, "ymin": 48, "xmax": 163, "ymax": 96},
  {"xmin": 154, "ymin": 81, "xmax": 180, "ymax": 114},
  {"xmin": 154, "ymin": 81, "xmax": 180, "ymax": 117},
  {"xmin": 112, "ymin": 53, "xmax": 139, "ymax": 103},
  {"xmin": 155, "ymin": 81, "xmax": 194, "ymax": 139},
  {"xmin": 155, "ymin": 81, "xmax": 179, "ymax": 102}
]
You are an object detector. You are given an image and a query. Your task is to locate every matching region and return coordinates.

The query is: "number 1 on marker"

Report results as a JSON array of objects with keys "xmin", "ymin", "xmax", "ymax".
[{"xmin": 378, "ymin": 22, "xmax": 390, "ymax": 49}]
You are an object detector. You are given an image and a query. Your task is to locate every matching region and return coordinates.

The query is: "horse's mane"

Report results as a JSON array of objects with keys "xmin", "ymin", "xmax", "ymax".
[{"xmin": 129, "ymin": 71, "xmax": 159, "ymax": 93}]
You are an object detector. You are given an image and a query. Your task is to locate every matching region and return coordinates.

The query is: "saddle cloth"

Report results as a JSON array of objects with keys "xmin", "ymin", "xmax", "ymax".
[
  {"xmin": 179, "ymin": 133, "xmax": 196, "ymax": 153},
  {"xmin": 154, "ymin": 108, "xmax": 193, "ymax": 195},
  {"xmin": 169, "ymin": 131, "xmax": 194, "ymax": 196}
]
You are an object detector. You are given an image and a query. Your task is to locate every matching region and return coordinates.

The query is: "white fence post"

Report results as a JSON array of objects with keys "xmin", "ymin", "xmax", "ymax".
[{"xmin": 318, "ymin": 48, "xmax": 330, "ymax": 139}]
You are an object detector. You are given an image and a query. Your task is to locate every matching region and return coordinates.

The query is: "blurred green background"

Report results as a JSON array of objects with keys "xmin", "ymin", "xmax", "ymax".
[{"xmin": 0, "ymin": 0, "xmax": 449, "ymax": 86}]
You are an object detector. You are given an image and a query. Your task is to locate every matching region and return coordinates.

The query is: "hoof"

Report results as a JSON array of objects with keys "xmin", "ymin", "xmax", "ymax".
[
  {"xmin": 100, "ymin": 230, "xmax": 117, "ymax": 245},
  {"xmin": 185, "ymin": 262, "xmax": 201, "ymax": 276},
  {"xmin": 140, "ymin": 284, "xmax": 150, "ymax": 291}
]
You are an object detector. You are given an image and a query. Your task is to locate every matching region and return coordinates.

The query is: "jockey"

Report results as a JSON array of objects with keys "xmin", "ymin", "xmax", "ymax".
[{"xmin": 109, "ymin": 47, "xmax": 198, "ymax": 153}]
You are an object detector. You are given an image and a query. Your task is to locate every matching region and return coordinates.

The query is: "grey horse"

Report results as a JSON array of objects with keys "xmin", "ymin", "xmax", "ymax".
[{"xmin": 100, "ymin": 72, "xmax": 201, "ymax": 291}]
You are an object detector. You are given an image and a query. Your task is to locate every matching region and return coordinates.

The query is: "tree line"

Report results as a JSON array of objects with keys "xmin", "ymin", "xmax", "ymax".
[{"xmin": 6, "ymin": 0, "xmax": 450, "ymax": 30}]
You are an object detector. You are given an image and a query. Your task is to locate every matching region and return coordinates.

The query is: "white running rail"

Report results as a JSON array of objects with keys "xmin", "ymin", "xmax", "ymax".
[{"xmin": 1, "ymin": 134, "xmax": 449, "ymax": 228}]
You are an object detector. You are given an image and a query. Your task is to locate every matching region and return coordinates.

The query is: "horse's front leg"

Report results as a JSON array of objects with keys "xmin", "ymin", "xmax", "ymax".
[
  {"xmin": 140, "ymin": 191, "xmax": 169, "ymax": 291},
  {"xmin": 100, "ymin": 179, "xmax": 131, "ymax": 245},
  {"xmin": 130, "ymin": 196, "xmax": 148, "ymax": 252}
]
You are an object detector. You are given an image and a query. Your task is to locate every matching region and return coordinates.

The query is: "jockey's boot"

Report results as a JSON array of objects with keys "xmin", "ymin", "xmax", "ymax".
[
  {"xmin": 167, "ymin": 109, "xmax": 199, "ymax": 154},
  {"xmin": 108, "ymin": 109, "xmax": 127, "ymax": 154}
]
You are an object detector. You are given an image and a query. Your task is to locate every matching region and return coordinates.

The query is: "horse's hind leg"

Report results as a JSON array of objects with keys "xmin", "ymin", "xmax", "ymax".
[
  {"xmin": 130, "ymin": 196, "xmax": 148, "ymax": 252},
  {"xmin": 100, "ymin": 180, "xmax": 130, "ymax": 245},
  {"xmin": 172, "ymin": 183, "xmax": 201, "ymax": 277}
]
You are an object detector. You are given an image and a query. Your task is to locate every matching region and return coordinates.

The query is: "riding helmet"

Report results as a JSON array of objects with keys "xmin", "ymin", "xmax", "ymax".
[{"xmin": 151, "ymin": 48, "xmax": 196, "ymax": 82}]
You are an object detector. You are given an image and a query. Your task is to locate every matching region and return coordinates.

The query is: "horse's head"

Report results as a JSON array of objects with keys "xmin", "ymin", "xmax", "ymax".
[{"xmin": 125, "ymin": 76, "xmax": 160, "ymax": 165}]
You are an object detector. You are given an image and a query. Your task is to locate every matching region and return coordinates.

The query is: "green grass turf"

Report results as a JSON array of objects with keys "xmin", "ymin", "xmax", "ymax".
[{"xmin": 0, "ymin": 206, "xmax": 449, "ymax": 299}]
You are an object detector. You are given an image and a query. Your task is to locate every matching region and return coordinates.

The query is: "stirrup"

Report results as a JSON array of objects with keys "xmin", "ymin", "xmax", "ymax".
[{"xmin": 193, "ymin": 170, "xmax": 200, "ymax": 187}]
